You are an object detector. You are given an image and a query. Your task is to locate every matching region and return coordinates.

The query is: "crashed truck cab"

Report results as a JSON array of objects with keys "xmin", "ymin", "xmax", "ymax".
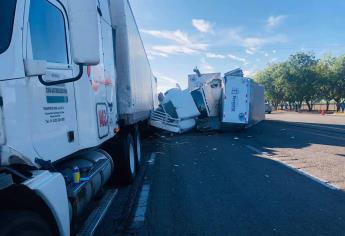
[{"xmin": 0, "ymin": 0, "xmax": 118, "ymax": 235}]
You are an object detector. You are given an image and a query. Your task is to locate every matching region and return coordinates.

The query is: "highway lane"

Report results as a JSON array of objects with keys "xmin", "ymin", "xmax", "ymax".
[
  {"xmin": 95, "ymin": 113, "xmax": 345, "ymax": 235},
  {"xmin": 140, "ymin": 130, "xmax": 345, "ymax": 236}
]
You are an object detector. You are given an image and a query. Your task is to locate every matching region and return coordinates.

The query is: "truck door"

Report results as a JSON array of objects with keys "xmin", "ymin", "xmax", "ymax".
[{"xmin": 25, "ymin": 0, "xmax": 79, "ymax": 162}]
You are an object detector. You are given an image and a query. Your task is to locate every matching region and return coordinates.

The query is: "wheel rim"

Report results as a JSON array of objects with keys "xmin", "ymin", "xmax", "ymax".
[
  {"xmin": 129, "ymin": 142, "xmax": 135, "ymax": 175},
  {"xmin": 136, "ymin": 133, "xmax": 141, "ymax": 163}
]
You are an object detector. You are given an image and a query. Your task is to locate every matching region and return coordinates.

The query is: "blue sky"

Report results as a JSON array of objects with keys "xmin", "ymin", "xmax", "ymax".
[{"xmin": 130, "ymin": 0, "xmax": 345, "ymax": 92}]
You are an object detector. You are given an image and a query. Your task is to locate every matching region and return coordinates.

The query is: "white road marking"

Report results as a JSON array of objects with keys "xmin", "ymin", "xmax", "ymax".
[
  {"xmin": 131, "ymin": 184, "xmax": 150, "ymax": 228},
  {"xmin": 131, "ymin": 153, "xmax": 155, "ymax": 229},
  {"xmin": 245, "ymin": 145, "xmax": 339, "ymax": 191}
]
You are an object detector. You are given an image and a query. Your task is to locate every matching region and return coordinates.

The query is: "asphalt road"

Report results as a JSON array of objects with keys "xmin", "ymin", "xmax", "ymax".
[{"xmin": 96, "ymin": 113, "xmax": 345, "ymax": 236}]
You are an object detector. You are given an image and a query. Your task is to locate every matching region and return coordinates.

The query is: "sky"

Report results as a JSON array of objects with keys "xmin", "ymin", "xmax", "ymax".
[{"xmin": 129, "ymin": 0, "xmax": 345, "ymax": 92}]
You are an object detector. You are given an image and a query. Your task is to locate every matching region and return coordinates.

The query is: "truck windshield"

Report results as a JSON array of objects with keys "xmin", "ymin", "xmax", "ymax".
[{"xmin": 0, "ymin": 1, "xmax": 17, "ymax": 54}]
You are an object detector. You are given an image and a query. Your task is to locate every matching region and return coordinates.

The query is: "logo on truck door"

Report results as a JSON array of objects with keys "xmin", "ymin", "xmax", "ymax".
[{"xmin": 43, "ymin": 85, "xmax": 68, "ymax": 124}]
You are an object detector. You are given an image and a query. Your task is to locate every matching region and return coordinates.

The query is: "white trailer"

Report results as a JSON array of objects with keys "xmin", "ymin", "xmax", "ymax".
[
  {"xmin": 222, "ymin": 75, "xmax": 265, "ymax": 127},
  {"xmin": 0, "ymin": 0, "xmax": 155, "ymax": 235},
  {"xmin": 110, "ymin": 0, "xmax": 156, "ymax": 124}
]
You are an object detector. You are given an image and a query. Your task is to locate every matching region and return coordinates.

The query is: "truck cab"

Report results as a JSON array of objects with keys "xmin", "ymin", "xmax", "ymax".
[{"xmin": 0, "ymin": 0, "xmax": 149, "ymax": 235}]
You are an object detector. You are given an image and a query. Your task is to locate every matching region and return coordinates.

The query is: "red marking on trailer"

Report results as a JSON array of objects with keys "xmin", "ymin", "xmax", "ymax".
[
  {"xmin": 87, "ymin": 66, "xmax": 91, "ymax": 78},
  {"xmin": 98, "ymin": 110, "xmax": 108, "ymax": 127}
]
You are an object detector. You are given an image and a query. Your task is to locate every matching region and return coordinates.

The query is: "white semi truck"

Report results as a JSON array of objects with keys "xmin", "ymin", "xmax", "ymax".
[{"xmin": 0, "ymin": 0, "xmax": 156, "ymax": 235}]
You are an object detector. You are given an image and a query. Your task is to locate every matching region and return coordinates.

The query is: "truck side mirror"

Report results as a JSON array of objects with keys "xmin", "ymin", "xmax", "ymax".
[{"xmin": 68, "ymin": 0, "xmax": 100, "ymax": 65}]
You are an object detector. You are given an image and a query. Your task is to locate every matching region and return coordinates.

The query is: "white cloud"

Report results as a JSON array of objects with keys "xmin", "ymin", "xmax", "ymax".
[
  {"xmin": 154, "ymin": 72, "xmax": 181, "ymax": 93},
  {"xmin": 221, "ymin": 28, "xmax": 287, "ymax": 53},
  {"xmin": 151, "ymin": 43, "xmax": 208, "ymax": 56},
  {"xmin": 246, "ymin": 49, "xmax": 255, "ymax": 55},
  {"xmin": 272, "ymin": 50, "xmax": 277, "ymax": 54},
  {"xmin": 142, "ymin": 29, "xmax": 208, "ymax": 57},
  {"xmin": 141, "ymin": 29, "xmax": 191, "ymax": 44},
  {"xmin": 206, "ymin": 53, "xmax": 226, "ymax": 59},
  {"xmin": 155, "ymin": 72, "xmax": 179, "ymax": 84},
  {"xmin": 243, "ymin": 70, "xmax": 254, "ymax": 77},
  {"xmin": 228, "ymin": 54, "xmax": 247, "ymax": 63},
  {"xmin": 192, "ymin": 19, "xmax": 213, "ymax": 33},
  {"xmin": 200, "ymin": 58, "xmax": 214, "ymax": 73},
  {"xmin": 266, "ymin": 15, "xmax": 286, "ymax": 30},
  {"xmin": 147, "ymin": 50, "xmax": 169, "ymax": 58}
]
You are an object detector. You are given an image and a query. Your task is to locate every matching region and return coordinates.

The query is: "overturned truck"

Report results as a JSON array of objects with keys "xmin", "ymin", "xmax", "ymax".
[{"xmin": 150, "ymin": 68, "xmax": 265, "ymax": 133}]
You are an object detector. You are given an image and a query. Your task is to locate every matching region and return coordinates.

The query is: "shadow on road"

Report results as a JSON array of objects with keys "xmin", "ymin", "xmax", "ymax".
[
  {"xmin": 142, "ymin": 130, "xmax": 345, "ymax": 236},
  {"xmin": 239, "ymin": 119, "xmax": 345, "ymax": 157}
]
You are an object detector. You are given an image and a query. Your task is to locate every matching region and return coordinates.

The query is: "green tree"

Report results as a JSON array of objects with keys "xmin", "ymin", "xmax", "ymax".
[
  {"xmin": 287, "ymin": 52, "xmax": 319, "ymax": 111},
  {"xmin": 332, "ymin": 55, "xmax": 345, "ymax": 110},
  {"xmin": 255, "ymin": 63, "xmax": 289, "ymax": 109},
  {"xmin": 315, "ymin": 54, "xmax": 336, "ymax": 111}
]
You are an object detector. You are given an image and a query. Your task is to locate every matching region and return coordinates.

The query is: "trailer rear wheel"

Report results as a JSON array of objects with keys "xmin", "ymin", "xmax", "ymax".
[
  {"xmin": 133, "ymin": 127, "xmax": 142, "ymax": 171},
  {"xmin": 117, "ymin": 132, "xmax": 136, "ymax": 185},
  {"xmin": 0, "ymin": 210, "xmax": 53, "ymax": 236}
]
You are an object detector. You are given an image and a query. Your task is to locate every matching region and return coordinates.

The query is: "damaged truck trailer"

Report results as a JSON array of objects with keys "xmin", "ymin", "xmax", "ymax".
[
  {"xmin": 150, "ymin": 69, "xmax": 265, "ymax": 133},
  {"xmin": 0, "ymin": 0, "xmax": 156, "ymax": 235},
  {"xmin": 222, "ymin": 73, "xmax": 265, "ymax": 128}
]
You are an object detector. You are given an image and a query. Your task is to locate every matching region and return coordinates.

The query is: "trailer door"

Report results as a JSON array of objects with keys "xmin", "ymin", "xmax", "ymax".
[
  {"xmin": 26, "ymin": 0, "xmax": 79, "ymax": 162},
  {"xmin": 223, "ymin": 76, "xmax": 250, "ymax": 124}
]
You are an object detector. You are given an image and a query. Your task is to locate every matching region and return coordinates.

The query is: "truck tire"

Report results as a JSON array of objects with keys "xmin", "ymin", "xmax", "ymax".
[
  {"xmin": 133, "ymin": 127, "xmax": 142, "ymax": 171},
  {"xmin": 0, "ymin": 210, "xmax": 53, "ymax": 236},
  {"xmin": 117, "ymin": 132, "xmax": 136, "ymax": 185}
]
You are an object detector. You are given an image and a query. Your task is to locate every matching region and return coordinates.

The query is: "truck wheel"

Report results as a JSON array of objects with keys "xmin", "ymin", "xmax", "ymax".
[
  {"xmin": 0, "ymin": 210, "xmax": 53, "ymax": 236},
  {"xmin": 133, "ymin": 127, "xmax": 142, "ymax": 171},
  {"xmin": 118, "ymin": 132, "xmax": 136, "ymax": 185}
]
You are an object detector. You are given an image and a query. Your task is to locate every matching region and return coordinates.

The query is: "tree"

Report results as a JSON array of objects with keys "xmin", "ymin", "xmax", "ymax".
[
  {"xmin": 254, "ymin": 63, "xmax": 288, "ymax": 109},
  {"xmin": 255, "ymin": 51, "xmax": 345, "ymax": 112},
  {"xmin": 287, "ymin": 52, "xmax": 319, "ymax": 111},
  {"xmin": 315, "ymin": 54, "xmax": 336, "ymax": 111},
  {"xmin": 332, "ymin": 55, "xmax": 345, "ymax": 110}
]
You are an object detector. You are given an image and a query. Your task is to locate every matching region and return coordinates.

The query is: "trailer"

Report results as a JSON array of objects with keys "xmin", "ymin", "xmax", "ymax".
[
  {"xmin": 0, "ymin": 0, "xmax": 155, "ymax": 235},
  {"xmin": 222, "ymin": 75, "xmax": 265, "ymax": 127},
  {"xmin": 110, "ymin": 0, "xmax": 156, "ymax": 124}
]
